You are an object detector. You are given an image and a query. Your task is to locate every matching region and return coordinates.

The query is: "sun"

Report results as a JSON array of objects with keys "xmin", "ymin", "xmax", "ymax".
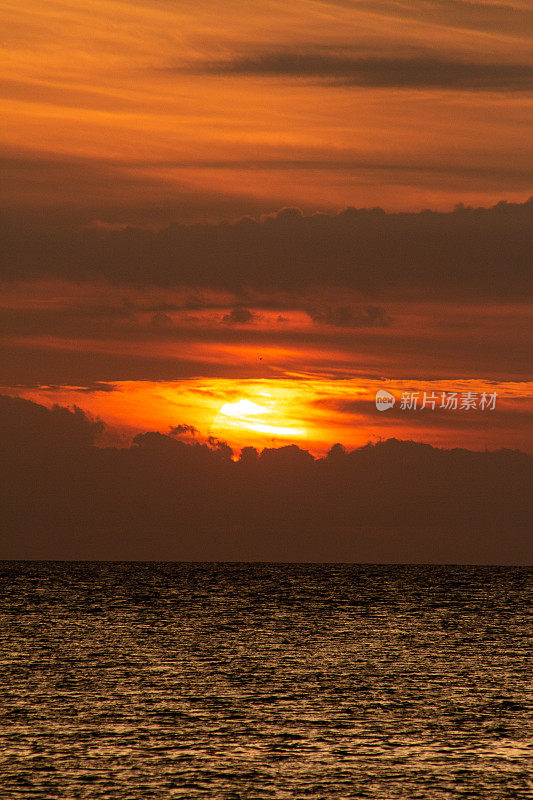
[
  {"xmin": 219, "ymin": 399, "xmax": 271, "ymax": 418},
  {"xmin": 213, "ymin": 393, "xmax": 306, "ymax": 441}
]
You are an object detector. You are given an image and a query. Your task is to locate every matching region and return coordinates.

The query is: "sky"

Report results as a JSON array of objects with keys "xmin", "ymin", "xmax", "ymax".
[
  {"xmin": 2, "ymin": 0, "xmax": 533, "ymax": 220},
  {"xmin": 1, "ymin": 0, "xmax": 532, "ymax": 456}
]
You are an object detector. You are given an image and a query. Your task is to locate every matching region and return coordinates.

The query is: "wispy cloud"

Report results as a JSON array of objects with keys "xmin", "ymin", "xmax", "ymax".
[
  {"xmin": 193, "ymin": 51, "xmax": 533, "ymax": 91},
  {"xmin": 307, "ymin": 305, "xmax": 391, "ymax": 328},
  {"xmin": 322, "ymin": 0, "xmax": 533, "ymax": 38}
]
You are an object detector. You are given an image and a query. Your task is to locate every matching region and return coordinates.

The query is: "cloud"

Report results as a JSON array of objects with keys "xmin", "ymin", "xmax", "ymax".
[
  {"xmin": 221, "ymin": 308, "xmax": 256, "ymax": 325},
  {"xmin": 315, "ymin": 395, "xmax": 533, "ymax": 438},
  {"xmin": 2, "ymin": 200, "xmax": 532, "ymax": 300},
  {"xmin": 0, "ymin": 285, "xmax": 530, "ymax": 388},
  {"xmin": 3, "ymin": 146, "xmax": 532, "ymax": 233},
  {"xmin": 0, "ymin": 150, "xmax": 277, "ymax": 228},
  {"xmin": 195, "ymin": 52, "xmax": 533, "ymax": 91},
  {"xmin": 0, "ymin": 394, "xmax": 104, "ymax": 452},
  {"xmin": 0, "ymin": 395, "xmax": 531, "ymax": 562},
  {"xmin": 63, "ymin": 382, "xmax": 117, "ymax": 394},
  {"xmin": 323, "ymin": 0, "xmax": 533, "ymax": 38},
  {"xmin": 307, "ymin": 305, "xmax": 391, "ymax": 328},
  {"xmin": 3, "ymin": 0, "xmax": 532, "ymax": 228},
  {"xmin": 206, "ymin": 436, "xmax": 234, "ymax": 459},
  {"xmin": 169, "ymin": 423, "xmax": 198, "ymax": 436},
  {"xmin": 150, "ymin": 311, "xmax": 174, "ymax": 330}
]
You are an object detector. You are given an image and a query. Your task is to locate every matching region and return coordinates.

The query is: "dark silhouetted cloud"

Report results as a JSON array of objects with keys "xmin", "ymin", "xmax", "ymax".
[
  {"xmin": 221, "ymin": 308, "xmax": 256, "ymax": 325},
  {"xmin": 170, "ymin": 423, "xmax": 198, "ymax": 437},
  {"xmin": 194, "ymin": 52, "xmax": 533, "ymax": 91},
  {"xmin": 2, "ymin": 200, "xmax": 532, "ymax": 299},
  {"xmin": 0, "ymin": 394, "xmax": 103, "ymax": 453},
  {"xmin": 0, "ymin": 395, "xmax": 531, "ymax": 563}
]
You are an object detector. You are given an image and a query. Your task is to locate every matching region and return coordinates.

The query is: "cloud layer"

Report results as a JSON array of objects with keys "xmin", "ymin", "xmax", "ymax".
[
  {"xmin": 197, "ymin": 52, "xmax": 533, "ymax": 91},
  {"xmin": 2, "ymin": 1, "xmax": 532, "ymax": 217},
  {"xmin": 1, "ymin": 395, "xmax": 531, "ymax": 563},
  {"xmin": 3, "ymin": 200, "xmax": 532, "ymax": 298}
]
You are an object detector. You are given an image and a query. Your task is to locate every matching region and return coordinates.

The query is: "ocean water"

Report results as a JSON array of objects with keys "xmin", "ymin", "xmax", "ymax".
[{"xmin": 0, "ymin": 563, "xmax": 531, "ymax": 799}]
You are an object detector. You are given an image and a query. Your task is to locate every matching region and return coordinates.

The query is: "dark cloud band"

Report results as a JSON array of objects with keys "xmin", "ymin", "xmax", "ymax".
[
  {"xmin": 192, "ymin": 52, "xmax": 533, "ymax": 91},
  {"xmin": 2, "ymin": 199, "xmax": 532, "ymax": 299}
]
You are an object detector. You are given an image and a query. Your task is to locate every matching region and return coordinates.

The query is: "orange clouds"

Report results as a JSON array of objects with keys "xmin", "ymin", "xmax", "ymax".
[
  {"xmin": 2, "ymin": 267, "xmax": 530, "ymax": 453},
  {"xmin": 1, "ymin": 0, "xmax": 532, "ymax": 220},
  {"xmin": 8, "ymin": 376, "xmax": 533, "ymax": 455},
  {"xmin": 1, "ymin": 2, "xmax": 531, "ymax": 456}
]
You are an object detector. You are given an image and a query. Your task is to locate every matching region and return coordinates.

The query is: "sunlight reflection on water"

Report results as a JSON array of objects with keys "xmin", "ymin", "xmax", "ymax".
[{"xmin": 0, "ymin": 562, "xmax": 531, "ymax": 799}]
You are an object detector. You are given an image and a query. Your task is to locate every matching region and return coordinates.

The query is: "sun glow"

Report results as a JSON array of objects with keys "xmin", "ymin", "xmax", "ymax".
[
  {"xmin": 219, "ymin": 399, "xmax": 271, "ymax": 418},
  {"xmin": 8, "ymin": 376, "xmax": 531, "ymax": 456},
  {"xmin": 216, "ymin": 396, "xmax": 306, "ymax": 439}
]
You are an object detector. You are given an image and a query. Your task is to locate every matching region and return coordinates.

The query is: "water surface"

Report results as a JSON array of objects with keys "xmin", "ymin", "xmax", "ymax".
[{"xmin": 0, "ymin": 562, "xmax": 531, "ymax": 798}]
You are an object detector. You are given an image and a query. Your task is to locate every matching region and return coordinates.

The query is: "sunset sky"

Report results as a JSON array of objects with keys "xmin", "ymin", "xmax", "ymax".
[{"xmin": 1, "ymin": 0, "xmax": 532, "ymax": 454}]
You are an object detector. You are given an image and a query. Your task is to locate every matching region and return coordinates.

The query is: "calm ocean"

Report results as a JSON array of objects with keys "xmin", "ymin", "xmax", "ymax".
[{"xmin": 0, "ymin": 562, "xmax": 531, "ymax": 799}]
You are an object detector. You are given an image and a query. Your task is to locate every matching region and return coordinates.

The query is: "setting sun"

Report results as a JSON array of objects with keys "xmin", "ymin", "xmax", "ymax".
[
  {"xmin": 215, "ymin": 394, "xmax": 306, "ymax": 441},
  {"xmin": 219, "ymin": 399, "xmax": 271, "ymax": 418}
]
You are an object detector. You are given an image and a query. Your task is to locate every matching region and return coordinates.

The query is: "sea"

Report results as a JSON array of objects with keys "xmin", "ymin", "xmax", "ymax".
[{"xmin": 0, "ymin": 562, "xmax": 531, "ymax": 799}]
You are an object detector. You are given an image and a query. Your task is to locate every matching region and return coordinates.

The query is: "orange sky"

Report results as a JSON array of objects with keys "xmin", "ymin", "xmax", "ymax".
[
  {"xmin": 1, "ymin": 279, "xmax": 531, "ymax": 454},
  {"xmin": 8, "ymin": 376, "xmax": 532, "ymax": 455},
  {"xmin": 1, "ymin": 1, "xmax": 531, "ymax": 454},
  {"xmin": 2, "ymin": 0, "xmax": 532, "ymax": 220}
]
